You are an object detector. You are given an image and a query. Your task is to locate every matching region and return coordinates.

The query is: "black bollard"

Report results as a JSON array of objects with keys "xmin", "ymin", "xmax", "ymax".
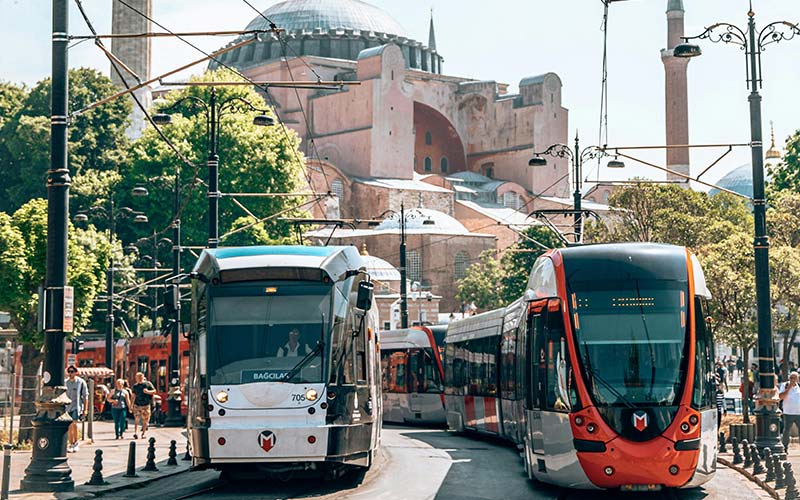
[
  {"xmin": 751, "ymin": 444, "xmax": 766, "ymax": 475},
  {"xmin": 775, "ymin": 458, "xmax": 786, "ymax": 489},
  {"xmin": 742, "ymin": 439, "xmax": 752, "ymax": 468},
  {"xmin": 123, "ymin": 441, "xmax": 138, "ymax": 478},
  {"xmin": 764, "ymin": 448, "xmax": 775, "ymax": 482},
  {"xmin": 719, "ymin": 431, "xmax": 727, "ymax": 453},
  {"xmin": 142, "ymin": 437, "xmax": 158, "ymax": 472},
  {"xmin": 182, "ymin": 440, "xmax": 191, "ymax": 461},
  {"xmin": 786, "ymin": 462, "xmax": 800, "ymax": 500},
  {"xmin": 167, "ymin": 440, "xmax": 178, "ymax": 466},
  {"xmin": 732, "ymin": 437, "xmax": 743, "ymax": 465},
  {"xmin": 1, "ymin": 444, "xmax": 11, "ymax": 500},
  {"xmin": 86, "ymin": 450, "xmax": 107, "ymax": 486}
]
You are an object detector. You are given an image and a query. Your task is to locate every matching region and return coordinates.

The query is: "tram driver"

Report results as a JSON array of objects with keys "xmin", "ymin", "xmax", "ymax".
[{"xmin": 276, "ymin": 328, "xmax": 313, "ymax": 357}]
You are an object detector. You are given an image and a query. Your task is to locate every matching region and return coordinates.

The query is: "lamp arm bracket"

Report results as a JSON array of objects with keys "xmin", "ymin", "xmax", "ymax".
[
  {"xmin": 683, "ymin": 23, "xmax": 747, "ymax": 49},
  {"xmin": 758, "ymin": 21, "xmax": 800, "ymax": 51}
]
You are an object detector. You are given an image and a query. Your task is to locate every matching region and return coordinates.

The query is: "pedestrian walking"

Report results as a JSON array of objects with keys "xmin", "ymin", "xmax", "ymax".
[
  {"xmin": 779, "ymin": 371, "xmax": 800, "ymax": 451},
  {"xmin": 716, "ymin": 382, "xmax": 727, "ymax": 428},
  {"xmin": 736, "ymin": 358, "xmax": 744, "ymax": 377},
  {"xmin": 107, "ymin": 378, "xmax": 132, "ymax": 439},
  {"xmin": 65, "ymin": 366, "xmax": 88, "ymax": 453},
  {"xmin": 727, "ymin": 358, "xmax": 736, "ymax": 381},
  {"xmin": 716, "ymin": 362, "xmax": 728, "ymax": 392},
  {"xmin": 123, "ymin": 379, "xmax": 133, "ymax": 431},
  {"xmin": 132, "ymin": 372, "xmax": 156, "ymax": 439}
]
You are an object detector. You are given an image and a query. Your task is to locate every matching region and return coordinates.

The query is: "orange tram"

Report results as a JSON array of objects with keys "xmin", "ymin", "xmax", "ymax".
[
  {"xmin": 443, "ymin": 243, "xmax": 717, "ymax": 491},
  {"xmin": 66, "ymin": 334, "xmax": 190, "ymax": 417}
]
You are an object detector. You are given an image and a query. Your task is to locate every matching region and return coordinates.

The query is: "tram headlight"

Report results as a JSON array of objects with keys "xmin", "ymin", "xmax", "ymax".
[
  {"xmin": 216, "ymin": 390, "xmax": 229, "ymax": 403},
  {"xmin": 305, "ymin": 389, "xmax": 318, "ymax": 401},
  {"xmin": 689, "ymin": 414, "xmax": 699, "ymax": 426}
]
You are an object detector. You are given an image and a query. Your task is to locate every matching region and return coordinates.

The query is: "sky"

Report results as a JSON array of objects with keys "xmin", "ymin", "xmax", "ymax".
[{"xmin": 1, "ymin": 0, "xmax": 799, "ymax": 189}]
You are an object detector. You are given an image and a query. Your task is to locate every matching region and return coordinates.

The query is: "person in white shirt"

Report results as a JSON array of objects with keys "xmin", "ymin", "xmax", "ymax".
[
  {"xmin": 276, "ymin": 328, "xmax": 312, "ymax": 357},
  {"xmin": 779, "ymin": 371, "xmax": 800, "ymax": 450}
]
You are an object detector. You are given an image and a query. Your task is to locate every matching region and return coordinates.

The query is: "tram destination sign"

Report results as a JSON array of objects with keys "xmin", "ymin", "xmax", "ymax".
[{"xmin": 241, "ymin": 369, "xmax": 290, "ymax": 383}]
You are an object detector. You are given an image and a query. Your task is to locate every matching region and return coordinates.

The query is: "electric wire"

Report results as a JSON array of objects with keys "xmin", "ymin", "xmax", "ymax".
[{"xmin": 115, "ymin": 0, "xmax": 325, "ymax": 208}]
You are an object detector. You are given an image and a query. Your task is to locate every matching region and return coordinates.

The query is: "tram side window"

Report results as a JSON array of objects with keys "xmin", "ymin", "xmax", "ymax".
[
  {"xmin": 544, "ymin": 311, "xmax": 577, "ymax": 412},
  {"xmin": 381, "ymin": 350, "xmax": 407, "ymax": 393},
  {"xmin": 421, "ymin": 348, "xmax": 442, "ymax": 393},
  {"xmin": 356, "ymin": 322, "xmax": 368, "ymax": 384},
  {"xmin": 467, "ymin": 337, "xmax": 497, "ymax": 397},
  {"xmin": 692, "ymin": 298, "xmax": 716, "ymax": 410},
  {"xmin": 501, "ymin": 327, "xmax": 517, "ymax": 399}
]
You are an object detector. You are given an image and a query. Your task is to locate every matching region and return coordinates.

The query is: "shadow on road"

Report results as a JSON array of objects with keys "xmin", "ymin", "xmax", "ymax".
[{"xmin": 399, "ymin": 428, "xmax": 713, "ymax": 500}]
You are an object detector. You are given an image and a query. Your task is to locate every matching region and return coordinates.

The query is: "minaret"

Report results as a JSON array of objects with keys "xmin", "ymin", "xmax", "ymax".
[
  {"xmin": 428, "ymin": 10, "xmax": 437, "ymax": 51},
  {"xmin": 111, "ymin": 0, "xmax": 152, "ymax": 139},
  {"xmin": 661, "ymin": 0, "xmax": 690, "ymax": 181}
]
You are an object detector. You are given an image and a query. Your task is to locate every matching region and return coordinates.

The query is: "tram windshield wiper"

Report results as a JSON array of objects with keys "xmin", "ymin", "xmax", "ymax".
[
  {"xmin": 280, "ymin": 340, "xmax": 324, "ymax": 383},
  {"xmin": 582, "ymin": 341, "xmax": 637, "ymax": 410}
]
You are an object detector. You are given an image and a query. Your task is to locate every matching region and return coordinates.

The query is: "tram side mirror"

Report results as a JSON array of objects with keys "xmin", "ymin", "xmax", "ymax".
[{"xmin": 356, "ymin": 281, "xmax": 374, "ymax": 312}]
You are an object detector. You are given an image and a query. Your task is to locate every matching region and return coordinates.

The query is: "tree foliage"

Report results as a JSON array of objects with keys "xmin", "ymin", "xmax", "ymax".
[
  {"xmin": 117, "ymin": 69, "xmax": 307, "ymax": 249},
  {"xmin": 0, "ymin": 69, "xmax": 130, "ymax": 213},
  {"xmin": 500, "ymin": 226, "xmax": 564, "ymax": 303},
  {"xmin": 767, "ymin": 129, "xmax": 800, "ymax": 196},
  {"xmin": 456, "ymin": 250, "xmax": 505, "ymax": 311}
]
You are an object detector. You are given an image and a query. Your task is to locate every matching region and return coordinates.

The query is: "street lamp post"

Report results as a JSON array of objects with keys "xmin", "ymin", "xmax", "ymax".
[
  {"xmin": 152, "ymin": 87, "xmax": 274, "ymax": 249},
  {"xmin": 20, "ymin": 0, "xmax": 73, "ymax": 491},
  {"xmin": 369, "ymin": 204, "xmax": 435, "ymax": 328},
  {"xmin": 529, "ymin": 134, "xmax": 624, "ymax": 243},
  {"xmin": 674, "ymin": 8, "xmax": 800, "ymax": 455},
  {"xmin": 76, "ymin": 202, "xmax": 148, "ymax": 374}
]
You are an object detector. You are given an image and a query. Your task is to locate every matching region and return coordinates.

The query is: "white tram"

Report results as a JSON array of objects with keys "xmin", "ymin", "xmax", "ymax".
[
  {"xmin": 380, "ymin": 326, "xmax": 446, "ymax": 425},
  {"xmin": 186, "ymin": 246, "xmax": 381, "ymax": 479}
]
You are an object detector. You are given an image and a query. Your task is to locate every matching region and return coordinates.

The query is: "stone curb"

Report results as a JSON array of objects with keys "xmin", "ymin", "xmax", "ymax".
[
  {"xmin": 718, "ymin": 457, "xmax": 780, "ymax": 500},
  {"xmin": 66, "ymin": 459, "xmax": 192, "ymax": 500}
]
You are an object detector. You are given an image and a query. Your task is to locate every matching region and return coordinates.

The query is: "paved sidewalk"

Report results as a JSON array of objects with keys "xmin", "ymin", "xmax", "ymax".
[{"xmin": 6, "ymin": 421, "xmax": 189, "ymax": 499}]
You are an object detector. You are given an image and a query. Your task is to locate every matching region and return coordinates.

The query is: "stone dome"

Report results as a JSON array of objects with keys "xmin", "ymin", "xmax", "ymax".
[
  {"xmin": 212, "ymin": 0, "xmax": 443, "ymax": 74},
  {"xmin": 245, "ymin": 0, "xmax": 408, "ymax": 37}
]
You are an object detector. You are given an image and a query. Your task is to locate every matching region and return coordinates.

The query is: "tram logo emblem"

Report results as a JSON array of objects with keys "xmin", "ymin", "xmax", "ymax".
[
  {"xmin": 632, "ymin": 411, "xmax": 649, "ymax": 432},
  {"xmin": 258, "ymin": 430, "xmax": 276, "ymax": 453}
]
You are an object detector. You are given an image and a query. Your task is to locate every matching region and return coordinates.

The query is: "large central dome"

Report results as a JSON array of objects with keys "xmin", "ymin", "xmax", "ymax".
[{"xmin": 246, "ymin": 0, "xmax": 408, "ymax": 37}]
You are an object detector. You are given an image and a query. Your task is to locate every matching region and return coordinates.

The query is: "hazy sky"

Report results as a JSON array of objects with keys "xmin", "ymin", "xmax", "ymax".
[{"xmin": 2, "ymin": 0, "xmax": 799, "ymax": 188}]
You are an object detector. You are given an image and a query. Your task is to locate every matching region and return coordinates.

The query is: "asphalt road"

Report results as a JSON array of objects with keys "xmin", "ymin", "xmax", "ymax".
[{"xmin": 115, "ymin": 425, "xmax": 768, "ymax": 500}]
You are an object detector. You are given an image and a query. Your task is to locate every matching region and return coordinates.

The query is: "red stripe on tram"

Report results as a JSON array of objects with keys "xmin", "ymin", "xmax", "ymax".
[
  {"xmin": 484, "ymin": 397, "xmax": 499, "ymax": 433},
  {"xmin": 464, "ymin": 396, "xmax": 476, "ymax": 428}
]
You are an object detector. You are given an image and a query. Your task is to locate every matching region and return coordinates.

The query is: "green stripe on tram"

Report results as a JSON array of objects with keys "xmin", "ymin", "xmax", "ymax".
[{"xmin": 209, "ymin": 246, "xmax": 342, "ymax": 260}]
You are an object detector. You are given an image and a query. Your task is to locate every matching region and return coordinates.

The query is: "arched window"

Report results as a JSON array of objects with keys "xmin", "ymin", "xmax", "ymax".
[
  {"xmin": 454, "ymin": 251, "xmax": 470, "ymax": 280},
  {"xmin": 425, "ymin": 131, "xmax": 432, "ymax": 145},
  {"xmin": 424, "ymin": 157, "xmax": 432, "ymax": 172},
  {"xmin": 330, "ymin": 179, "xmax": 344, "ymax": 200},
  {"xmin": 503, "ymin": 191, "xmax": 520, "ymax": 210},
  {"xmin": 440, "ymin": 157, "xmax": 449, "ymax": 173},
  {"xmin": 407, "ymin": 250, "xmax": 421, "ymax": 282}
]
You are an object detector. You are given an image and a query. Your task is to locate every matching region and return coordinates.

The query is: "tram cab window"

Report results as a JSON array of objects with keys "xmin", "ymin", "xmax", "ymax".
[
  {"xmin": 381, "ymin": 351, "xmax": 407, "ymax": 393},
  {"xmin": 692, "ymin": 297, "xmax": 716, "ymax": 410},
  {"xmin": 529, "ymin": 301, "xmax": 577, "ymax": 412}
]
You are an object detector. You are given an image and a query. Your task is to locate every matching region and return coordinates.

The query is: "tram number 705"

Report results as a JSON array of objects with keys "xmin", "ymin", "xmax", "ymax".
[{"xmin": 291, "ymin": 393, "xmax": 307, "ymax": 402}]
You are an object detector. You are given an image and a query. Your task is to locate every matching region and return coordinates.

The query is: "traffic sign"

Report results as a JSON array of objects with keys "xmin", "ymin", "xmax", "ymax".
[
  {"xmin": 63, "ymin": 286, "xmax": 74, "ymax": 333},
  {"xmin": 67, "ymin": 354, "xmax": 77, "ymax": 367}
]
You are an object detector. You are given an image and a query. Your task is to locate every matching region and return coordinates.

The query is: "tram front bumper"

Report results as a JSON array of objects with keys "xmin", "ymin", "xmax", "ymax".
[{"xmin": 203, "ymin": 424, "xmax": 330, "ymax": 463}]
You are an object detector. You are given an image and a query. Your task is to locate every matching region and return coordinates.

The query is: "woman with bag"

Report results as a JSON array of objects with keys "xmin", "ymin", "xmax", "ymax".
[{"xmin": 107, "ymin": 378, "xmax": 132, "ymax": 439}]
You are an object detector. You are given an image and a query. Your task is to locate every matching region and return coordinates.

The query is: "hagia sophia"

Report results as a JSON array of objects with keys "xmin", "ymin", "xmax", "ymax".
[{"xmin": 109, "ymin": 0, "xmax": 770, "ymax": 324}]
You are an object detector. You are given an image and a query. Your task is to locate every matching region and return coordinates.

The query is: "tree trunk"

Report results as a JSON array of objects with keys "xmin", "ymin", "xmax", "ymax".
[
  {"xmin": 18, "ymin": 343, "xmax": 43, "ymax": 444},
  {"xmin": 742, "ymin": 348, "xmax": 750, "ymax": 424}
]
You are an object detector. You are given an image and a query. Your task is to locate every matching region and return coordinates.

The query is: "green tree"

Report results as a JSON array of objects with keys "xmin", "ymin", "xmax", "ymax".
[
  {"xmin": 118, "ymin": 69, "xmax": 307, "ymax": 249},
  {"xmin": 768, "ymin": 191, "xmax": 800, "ymax": 249},
  {"xmin": 500, "ymin": 226, "xmax": 564, "ymax": 303},
  {"xmin": 457, "ymin": 250, "xmax": 505, "ymax": 311},
  {"xmin": 587, "ymin": 184, "xmax": 751, "ymax": 248},
  {"xmin": 0, "ymin": 81, "xmax": 26, "ymax": 127},
  {"xmin": 697, "ymin": 233, "xmax": 757, "ymax": 422},
  {"xmin": 767, "ymin": 129, "xmax": 800, "ymax": 196},
  {"xmin": 0, "ymin": 69, "xmax": 130, "ymax": 213},
  {"xmin": 0, "ymin": 199, "xmax": 111, "ymax": 443}
]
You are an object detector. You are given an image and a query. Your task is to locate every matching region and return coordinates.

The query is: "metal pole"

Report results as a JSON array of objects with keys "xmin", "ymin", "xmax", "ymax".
[
  {"xmin": 207, "ymin": 87, "xmax": 220, "ymax": 249},
  {"xmin": 747, "ymin": 10, "xmax": 781, "ymax": 455},
  {"xmin": 2, "ymin": 444, "xmax": 11, "ymax": 500},
  {"xmin": 399, "ymin": 202, "xmax": 408, "ymax": 329},
  {"xmin": 8, "ymin": 343, "xmax": 14, "ymax": 446},
  {"xmin": 87, "ymin": 379, "xmax": 93, "ymax": 443},
  {"xmin": 165, "ymin": 166, "xmax": 183, "ymax": 427},
  {"xmin": 105, "ymin": 200, "xmax": 115, "ymax": 372},
  {"xmin": 573, "ymin": 134, "xmax": 582, "ymax": 244},
  {"xmin": 151, "ymin": 230, "xmax": 158, "ymax": 331},
  {"xmin": 21, "ymin": 0, "xmax": 74, "ymax": 490}
]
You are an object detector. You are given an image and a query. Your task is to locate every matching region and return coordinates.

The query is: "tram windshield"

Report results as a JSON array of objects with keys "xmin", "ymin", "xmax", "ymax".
[
  {"xmin": 206, "ymin": 283, "xmax": 332, "ymax": 385},
  {"xmin": 569, "ymin": 279, "xmax": 688, "ymax": 407}
]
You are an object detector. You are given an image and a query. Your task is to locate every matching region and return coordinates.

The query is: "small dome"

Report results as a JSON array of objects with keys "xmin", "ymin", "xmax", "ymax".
[
  {"xmin": 246, "ymin": 0, "xmax": 407, "ymax": 37},
  {"xmin": 361, "ymin": 254, "xmax": 401, "ymax": 282},
  {"xmin": 375, "ymin": 208, "xmax": 470, "ymax": 234},
  {"xmin": 710, "ymin": 164, "xmax": 770, "ymax": 198}
]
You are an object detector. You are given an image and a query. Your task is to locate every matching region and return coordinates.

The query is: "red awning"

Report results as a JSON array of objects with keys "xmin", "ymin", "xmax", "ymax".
[{"xmin": 77, "ymin": 367, "xmax": 114, "ymax": 379}]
